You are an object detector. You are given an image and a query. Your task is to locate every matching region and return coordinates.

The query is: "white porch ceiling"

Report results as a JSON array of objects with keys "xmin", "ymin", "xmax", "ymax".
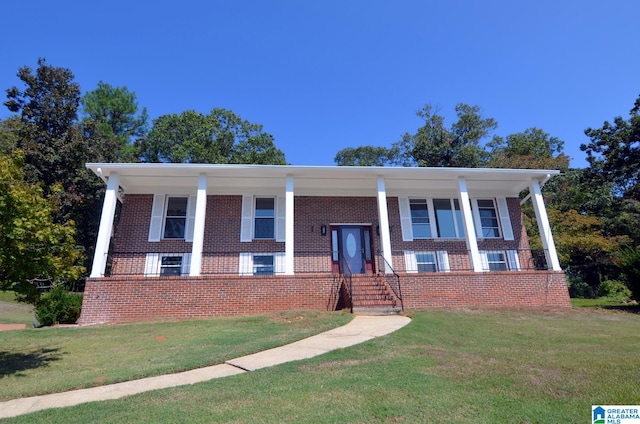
[{"xmin": 86, "ymin": 163, "xmax": 560, "ymax": 197}]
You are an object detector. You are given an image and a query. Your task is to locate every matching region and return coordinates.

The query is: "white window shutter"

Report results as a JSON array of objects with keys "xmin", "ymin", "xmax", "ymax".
[
  {"xmin": 437, "ymin": 251, "xmax": 451, "ymax": 272},
  {"xmin": 497, "ymin": 197, "xmax": 514, "ymax": 240},
  {"xmin": 239, "ymin": 252, "xmax": 253, "ymax": 275},
  {"xmin": 398, "ymin": 197, "xmax": 413, "ymax": 241},
  {"xmin": 471, "ymin": 198, "xmax": 483, "ymax": 238},
  {"xmin": 182, "ymin": 253, "xmax": 192, "ymax": 275},
  {"xmin": 144, "ymin": 253, "xmax": 160, "ymax": 276},
  {"xmin": 148, "ymin": 195, "xmax": 165, "ymax": 242},
  {"xmin": 240, "ymin": 195, "xmax": 253, "ymax": 242},
  {"xmin": 507, "ymin": 250, "xmax": 520, "ymax": 271},
  {"xmin": 479, "ymin": 250, "xmax": 489, "ymax": 271},
  {"xmin": 185, "ymin": 195, "xmax": 197, "ymax": 242},
  {"xmin": 276, "ymin": 195, "xmax": 286, "ymax": 242},
  {"xmin": 274, "ymin": 252, "xmax": 286, "ymax": 274},
  {"xmin": 404, "ymin": 251, "xmax": 418, "ymax": 273}
]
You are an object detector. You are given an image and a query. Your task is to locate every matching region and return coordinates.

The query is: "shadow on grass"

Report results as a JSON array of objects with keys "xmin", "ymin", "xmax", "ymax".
[
  {"xmin": 0, "ymin": 348, "xmax": 63, "ymax": 377},
  {"xmin": 602, "ymin": 304, "xmax": 640, "ymax": 314}
]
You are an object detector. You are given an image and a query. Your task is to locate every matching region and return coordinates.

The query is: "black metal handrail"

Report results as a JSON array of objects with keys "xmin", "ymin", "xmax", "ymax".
[
  {"xmin": 337, "ymin": 250, "xmax": 354, "ymax": 313},
  {"xmin": 377, "ymin": 250, "xmax": 404, "ymax": 312}
]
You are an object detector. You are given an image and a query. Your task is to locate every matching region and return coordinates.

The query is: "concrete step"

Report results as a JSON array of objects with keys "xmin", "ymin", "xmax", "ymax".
[{"xmin": 352, "ymin": 307, "xmax": 403, "ymax": 316}]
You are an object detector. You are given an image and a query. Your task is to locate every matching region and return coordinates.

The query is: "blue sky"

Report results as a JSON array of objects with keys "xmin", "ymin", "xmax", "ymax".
[{"xmin": 1, "ymin": 1, "xmax": 638, "ymax": 168}]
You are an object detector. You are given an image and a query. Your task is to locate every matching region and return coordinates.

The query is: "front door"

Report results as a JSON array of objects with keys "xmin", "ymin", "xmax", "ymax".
[{"xmin": 331, "ymin": 225, "xmax": 374, "ymax": 275}]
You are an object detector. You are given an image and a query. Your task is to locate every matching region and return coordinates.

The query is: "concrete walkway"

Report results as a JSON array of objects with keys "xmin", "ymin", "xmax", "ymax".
[{"xmin": 0, "ymin": 315, "xmax": 411, "ymax": 419}]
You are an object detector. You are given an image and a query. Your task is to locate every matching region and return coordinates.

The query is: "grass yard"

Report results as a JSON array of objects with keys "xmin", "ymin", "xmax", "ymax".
[
  {"xmin": 0, "ymin": 310, "xmax": 351, "ymax": 400},
  {"xmin": 1, "ymin": 307, "xmax": 639, "ymax": 423},
  {"xmin": 0, "ymin": 291, "xmax": 34, "ymax": 325}
]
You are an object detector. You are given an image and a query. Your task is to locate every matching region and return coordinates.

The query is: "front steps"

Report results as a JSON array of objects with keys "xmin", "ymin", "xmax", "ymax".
[{"xmin": 348, "ymin": 275, "xmax": 402, "ymax": 315}]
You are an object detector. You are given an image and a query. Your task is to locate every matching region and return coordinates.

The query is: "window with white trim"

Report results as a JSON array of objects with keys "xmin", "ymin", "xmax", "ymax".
[
  {"xmin": 480, "ymin": 250, "xmax": 520, "ymax": 271},
  {"xmin": 409, "ymin": 199, "xmax": 431, "ymax": 238},
  {"xmin": 433, "ymin": 198, "xmax": 465, "ymax": 238},
  {"xmin": 476, "ymin": 199, "xmax": 500, "ymax": 238},
  {"xmin": 404, "ymin": 250, "xmax": 450, "ymax": 273},
  {"xmin": 148, "ymin": 194, "xmax": 196, "ymax": 242},
  {"xmin": 163, "ymin": 197, "xmax": 188, "ymax": 239},
  {"xmin": 144, "ymin": 253, "xmax": 192, "ymax": 276},
  {"xmin": 253, "ymin": 255, "xmax": 274, "ymax": 275},
  {"xmin": 254, "ymin": 197, "xmax": 275, "ymax": 239},
  {"xmin": 239, "ymin": 252, "xmax": 285, "ymax": 275}
]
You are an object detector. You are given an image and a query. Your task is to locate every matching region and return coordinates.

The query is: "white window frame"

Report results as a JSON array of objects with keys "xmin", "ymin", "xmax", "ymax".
[
  {"xmin": 240, "ymin": 195, "xmax": 286, "ymax": 242},
  {"xmin": 408, "ymin": 198, "xmax": 432, "ymax": 239},
  {"xmin": 163, "ymin": 196, "xmax": 189, "ymax": 239},
  {"xmin": 472, "ymin": 197, "xmax": 514, "ymax": 241},
  {"xmin": 148, "ymin": 194, "xmax": 196, "ymax": 242},
  {"xmin": 144, "ymin": 253, "xmax": 192, "ymax": 277},
  {"xmin": 479, "ymin": 250, "xmax": 520, "ymax": 271},
  {"xmin": 432, "ymin": 198, "xmax": 465, "ymax": 239},
  {"xmin": 239, "ymin": 252, "xmax": 286, "ymax": 275},
  {"xmin": 404, "ymin": 250, "xmax": 451, "ymax": 273}
]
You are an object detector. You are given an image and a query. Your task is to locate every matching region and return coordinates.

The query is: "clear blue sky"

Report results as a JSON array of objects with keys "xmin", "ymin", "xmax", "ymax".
[{"xmin": 1, "ymin": 1, "xmax": 638, "ymax": 168}]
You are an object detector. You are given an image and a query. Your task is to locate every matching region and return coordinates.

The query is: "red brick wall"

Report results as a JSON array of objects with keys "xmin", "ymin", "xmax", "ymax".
[
  {"xmin": 79, "ymin": 274, "xmax": 341, "ymax": 325},
  {"xmin": 399, "ymin": 271, "xmax": 570, "ymax": 308},
  {"xmin": 79, "ymin": 271, "xmax": 570, "ymax": 325},
  {"xmin": 111, "ymin": 195, "xmax": 535, "ymax": 275}
]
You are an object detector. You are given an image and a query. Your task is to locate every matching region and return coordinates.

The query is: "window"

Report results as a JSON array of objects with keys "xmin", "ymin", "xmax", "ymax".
[
  {"xmin": 416, "ymin": 252, "xmax": 437, "ymax": 272},
  {"xmin": 477, "ymin": 199, "xmax": 500, "ymax": 238},
  {"xmin": 253, "ymin": 255, "xmax": 274, "ymax": 275},
  {"xmin": 239, "ymin": 252, "xmax": 285, "ymax": 275},
  {"xmin": 409, "ymin": 199, "xmax": 431, "ymax": 238},
  {"xmin": 163, "ymin": 197, "xmax": 188, "ymax": 239},
  {"xmin": 479, "ymin": 250, "xmax": 521, "ymax": 272},
  {"xmin": 433, "ymin": 199, "xmax": 465, "ymax": 238},
  {"xmin": 160, "ymin": 256, "xmax": 183, "ymax": 276},
  {"xmin": 144, "ymin": 253, "xmax": 191, "ymax": 276},
  {"xmin": 254, "ymin": 197, "xmax": 275, "ymax": 239},
  {"xmin": 404, "ymin": 250, "xmax": 450, "ymax": 273},
  {"xmin": 485, "ymin": 251, "xmax": 508, "ymax": 271}
]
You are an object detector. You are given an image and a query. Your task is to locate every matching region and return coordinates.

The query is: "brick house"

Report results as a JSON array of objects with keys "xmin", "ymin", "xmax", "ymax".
[{"xmin": 78, "ymin": 164, "xmax": 570, "ymax": 325}]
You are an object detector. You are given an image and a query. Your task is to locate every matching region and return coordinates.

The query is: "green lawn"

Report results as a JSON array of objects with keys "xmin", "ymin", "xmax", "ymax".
[
  {"xmin": 0, "ymin": 310, "xmax": 351, "ymax": 400},
  {"xmin": 0, "ymin": 291, "xmax": 34, "ymax": 325},
  {"xmin": 1, "ymin": 307, "xmax": 639, "ymax": 423}
]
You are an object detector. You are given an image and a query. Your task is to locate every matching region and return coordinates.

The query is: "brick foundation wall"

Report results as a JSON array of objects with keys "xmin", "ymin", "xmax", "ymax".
[
  {"xmin": 78, "ymin": 271, "xmax": 570, "ymax": 325},
  {"xmin": 78, "ymin": 274, "xmax": 341, "ymax": 325},
  {"xmin": 400, "ymin": 271, "xmax": 570, "ymax": 308}
]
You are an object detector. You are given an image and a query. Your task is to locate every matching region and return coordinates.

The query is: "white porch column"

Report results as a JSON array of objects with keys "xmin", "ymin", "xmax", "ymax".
[
  {"xmin": 90, "ymin": 173, "xmax": 120, "ymax": 278},
  {"xmin": 285, "ymin": 175, "xmax": 294, "ymax": 275},
  {"xmin": 376, "ymin": 176, "xmax": 394, "ymax": 273},
  {"xmin": 189, "ymin": 174, "xmax": 208, "ymax": 276},
  {"xmin": 529, "ymin": 178, "xmax": 562, "ymax": 271},
  {"xmin": 458, "ymin": 177, "xmax": 483, "ymax": 272}
]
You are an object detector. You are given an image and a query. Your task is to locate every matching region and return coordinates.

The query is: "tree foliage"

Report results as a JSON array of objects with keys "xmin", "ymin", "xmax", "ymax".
[
  {"xmin": 81, "ymin": 81, "xmax": 149, "ymax": 161},
  {"xmin": 581, "ymin": 94, "xmax": 640, "ymax": 199},
  {"xmin": 3, "ymin": 59, "xmax": 118, "ymax": 274},
  {"xmin": 334, "ymin": 146, "xmax": 397, "ymax": 166},
  {"xmin": 393, "ymin": 104, "xmax": 497, "ymax": 167},
  {"xmin": 136, "ymin": 108, "xmax": 286, "ymax": 164},
  {"xmin": 0, "ymin": 152, "xmax": 83, "ymax": 303},
  {"xmin": 487, "ymin": 127, "xmax": 570, "ymax": 170}
]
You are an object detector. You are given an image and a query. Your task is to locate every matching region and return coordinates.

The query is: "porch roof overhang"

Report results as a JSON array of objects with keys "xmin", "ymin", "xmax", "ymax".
[{"xmin": 85, "ymin": 163, "xmax": 560, "ymax": 197}]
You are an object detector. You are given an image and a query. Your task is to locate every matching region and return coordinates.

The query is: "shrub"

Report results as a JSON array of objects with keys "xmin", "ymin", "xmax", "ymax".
[
  {"xmin": 597, "ymin": 280, "xmax": 632, "ymax": 301},
  {"xmin": 35, "ymin": 285, "xmax": 83, "ymax": 327},
  {"xmin": 616, "ymin": 248, "xmax": 640, "ymax": 301}
]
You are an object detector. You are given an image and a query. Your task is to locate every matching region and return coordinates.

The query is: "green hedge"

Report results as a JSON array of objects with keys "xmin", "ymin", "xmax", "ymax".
[{"xmin": 35, "ymin": 285, "xmax": 83, "ymax": 327}]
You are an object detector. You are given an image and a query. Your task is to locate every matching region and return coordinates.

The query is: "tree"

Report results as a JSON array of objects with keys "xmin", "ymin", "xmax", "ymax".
[
  {"xmin": 487, "ymin": 127, "xmax": 570, "ymax": 170},
  {"xmin": 137, "ymin": 108, "xmax": 286, "ymax": 164},
  {"xmin": 81, "ymin": 81, "xmax": 148, "ymax": 161},
  {"xmin": 334, "ymin": 146, "xmax": 398, "ymax": 166},
  {"xmin": 3, "ymin": 59, "xmax": 119, "ymax": 274},
  {"xmin": 393, "ymin": 104, "xmax": 497, "ymax": 168},
  {"xmin": 0, "ymin": 152, "xmax": 83, "ymax": 303},
  {"xmin": 581, "ymin": 94, "xmax": 640, "ymax": 199}
]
